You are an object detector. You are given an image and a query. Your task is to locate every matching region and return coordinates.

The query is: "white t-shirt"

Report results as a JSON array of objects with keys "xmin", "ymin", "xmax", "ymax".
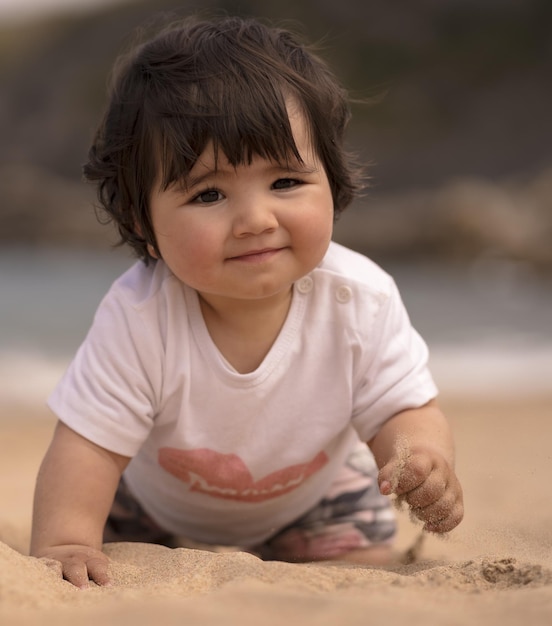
[{"xmin": 49, "ymin": 242, "xmax": 437, "ymax": 545}]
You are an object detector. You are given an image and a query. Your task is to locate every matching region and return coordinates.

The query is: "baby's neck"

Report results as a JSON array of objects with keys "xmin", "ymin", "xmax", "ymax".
[{"xmin": 198, "ymin": 289, "xmax": 293, "ymax": 374}]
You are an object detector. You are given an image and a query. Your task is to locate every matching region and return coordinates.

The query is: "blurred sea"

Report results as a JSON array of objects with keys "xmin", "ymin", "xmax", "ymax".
[{"xmin": 1, "ymin": 245, "xmax": 551, "ymax": 408}]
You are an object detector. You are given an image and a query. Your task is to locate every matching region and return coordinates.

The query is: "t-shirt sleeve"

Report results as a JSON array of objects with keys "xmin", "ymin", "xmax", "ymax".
[
  {"xmin": 351, "ymin": 277, "xmax": 438, "ymax": 443},
  {"xmin": 48, "ymin": 287, "xmax": 162, "ymax": 457}
]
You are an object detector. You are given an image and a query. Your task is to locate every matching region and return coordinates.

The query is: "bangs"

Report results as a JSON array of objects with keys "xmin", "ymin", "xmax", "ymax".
[{"xmin": 150, "ymin": 75, "xmax": 305, "ymax": 191}]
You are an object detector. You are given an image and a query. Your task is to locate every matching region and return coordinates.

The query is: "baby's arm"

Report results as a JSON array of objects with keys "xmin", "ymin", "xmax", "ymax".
[
  {"xmin": 369, "ymin": 399, "xmax": 464, "ymax": 533},
  {"xmin": 30, "ymin": 421, "xmax": 130, "ymax": 588}
]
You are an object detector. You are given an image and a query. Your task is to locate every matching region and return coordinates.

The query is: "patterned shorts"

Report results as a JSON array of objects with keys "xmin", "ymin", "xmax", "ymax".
[{"xmin": 104, "ymin": 443, "xmax": 396, "ymax": 561}]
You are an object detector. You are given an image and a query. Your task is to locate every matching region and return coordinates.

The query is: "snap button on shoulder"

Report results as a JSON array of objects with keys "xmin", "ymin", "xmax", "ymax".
[
  {"xmin": 296, "ymin": 276, "xmax": 314, "ymax": 294},
  {"xmin": 336, "ymin": 285, "xmax": 352, "ymax": 303}
]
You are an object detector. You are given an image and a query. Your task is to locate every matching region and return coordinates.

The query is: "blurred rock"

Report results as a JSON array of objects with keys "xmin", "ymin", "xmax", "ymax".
[
  {"xmin": 0, "ymin": 164, "xmax": 110, "ymax": 247},
  {"xmin": 334, "ymin": 168, "xmax": 552, "ymax": 269}
]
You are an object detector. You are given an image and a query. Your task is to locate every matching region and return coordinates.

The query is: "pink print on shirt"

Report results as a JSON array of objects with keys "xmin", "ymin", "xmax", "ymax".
[{"xmin": 158, "ymin": 447, "xmax": 329, "ymax": 503}]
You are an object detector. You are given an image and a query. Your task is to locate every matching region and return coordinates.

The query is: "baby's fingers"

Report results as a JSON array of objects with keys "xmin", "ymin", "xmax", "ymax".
[
  {"xmin": 413, "ymin": 475, "xmax": 464, "ymax": 533},
  {"xmin": 62, "ymin": 554, "xmax": 110, "ymax": 589},
  {"xmin": 36, "ymin": 545, "xmax": 111, "ymax": 589},
  {"xmin": 420, "ymin": 496, "xmax": 464, "ymax": 533},
  {"xmin": 63, "ymin": 558, "xmax": 92, "ymax": 589},
  {"xmin": 85, "ymin": 554, "xmax": 111, "ymax": 587},
  {"xmin": 404, "ymin": 471, "xmax": 446, "ymax": 510},
  {"xmin": 378, "ymin": 454, "xmax": 431, "ymax": 496}
]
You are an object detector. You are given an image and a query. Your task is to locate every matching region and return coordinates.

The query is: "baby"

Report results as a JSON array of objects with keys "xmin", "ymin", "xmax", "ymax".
[{"xmin": 31, "ymin": 15, "xmax": 463, "ymax": 588}]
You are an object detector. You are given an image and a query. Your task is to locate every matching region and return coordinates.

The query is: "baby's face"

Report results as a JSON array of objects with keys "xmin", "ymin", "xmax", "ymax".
[{"xmin": 148, "ymin": 107, "xmax": 334, "ymax": 311}]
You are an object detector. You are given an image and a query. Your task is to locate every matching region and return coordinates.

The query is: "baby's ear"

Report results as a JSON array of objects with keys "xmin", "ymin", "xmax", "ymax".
[
  {"xmin": 147, "ymin": 243, "xmax": 159, "ymax": 259},
  {"xmin": 134, "ymin": 220, "xmax": 160, "ymax": 260}
]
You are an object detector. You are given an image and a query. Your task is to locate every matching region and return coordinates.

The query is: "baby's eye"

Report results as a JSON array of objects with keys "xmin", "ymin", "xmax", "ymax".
[
  {"xmin": 193, "ymin": 189, "xmax": 223, "ymax": 204},
  {"xmin": 272, "ymin": 178, "xmax": 302, "ymax": 190}
]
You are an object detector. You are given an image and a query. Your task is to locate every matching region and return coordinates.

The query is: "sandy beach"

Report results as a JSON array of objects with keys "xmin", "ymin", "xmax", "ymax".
[{"xmin": 1, "ymin": 392, "xmax": 552, "ymax": 625}]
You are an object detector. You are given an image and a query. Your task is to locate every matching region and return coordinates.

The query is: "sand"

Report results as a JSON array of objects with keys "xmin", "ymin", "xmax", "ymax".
[{"xmin": 2, "ymin": 394, "xmax": 552, "ymax": 625}]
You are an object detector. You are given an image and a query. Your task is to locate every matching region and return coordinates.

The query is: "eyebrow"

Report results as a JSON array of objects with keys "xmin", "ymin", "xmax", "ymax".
[
  {"xmin": 184, "ymin": 170, "xmax": 218, "ymax": 191},
  {"xmin": 182, "ymin": 161, "xmax": 319, "ymax": 191}
]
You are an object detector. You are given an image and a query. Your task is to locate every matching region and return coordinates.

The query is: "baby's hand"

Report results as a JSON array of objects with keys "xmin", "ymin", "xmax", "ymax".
[
  {"xmin": 378, "ymin": 446, "xmax": 464, "ymax": 533},
  {"xmin": 36, "ymin": 544, "xmax": 110, "ymax": 589}
]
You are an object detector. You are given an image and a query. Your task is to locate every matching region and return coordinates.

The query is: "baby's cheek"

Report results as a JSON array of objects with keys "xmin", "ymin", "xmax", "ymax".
[
  {"xmin": 295, "ymin": 216, "xmax": 333, "ymax": 262},
  {"xmin": 167, "ymin": 227, "xmax": 218, "ymax": 272}
]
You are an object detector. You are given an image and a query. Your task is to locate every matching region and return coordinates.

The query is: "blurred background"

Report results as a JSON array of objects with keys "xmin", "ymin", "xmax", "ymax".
[{"xmin": 1, "ymin": 0, "xmax": 551, "ymax": 407}]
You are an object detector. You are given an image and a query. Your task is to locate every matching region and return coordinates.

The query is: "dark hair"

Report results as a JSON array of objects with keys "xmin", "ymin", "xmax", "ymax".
[{"xmin": 84, "ymin": 15, "xmax": 364, "ymax": 262}]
